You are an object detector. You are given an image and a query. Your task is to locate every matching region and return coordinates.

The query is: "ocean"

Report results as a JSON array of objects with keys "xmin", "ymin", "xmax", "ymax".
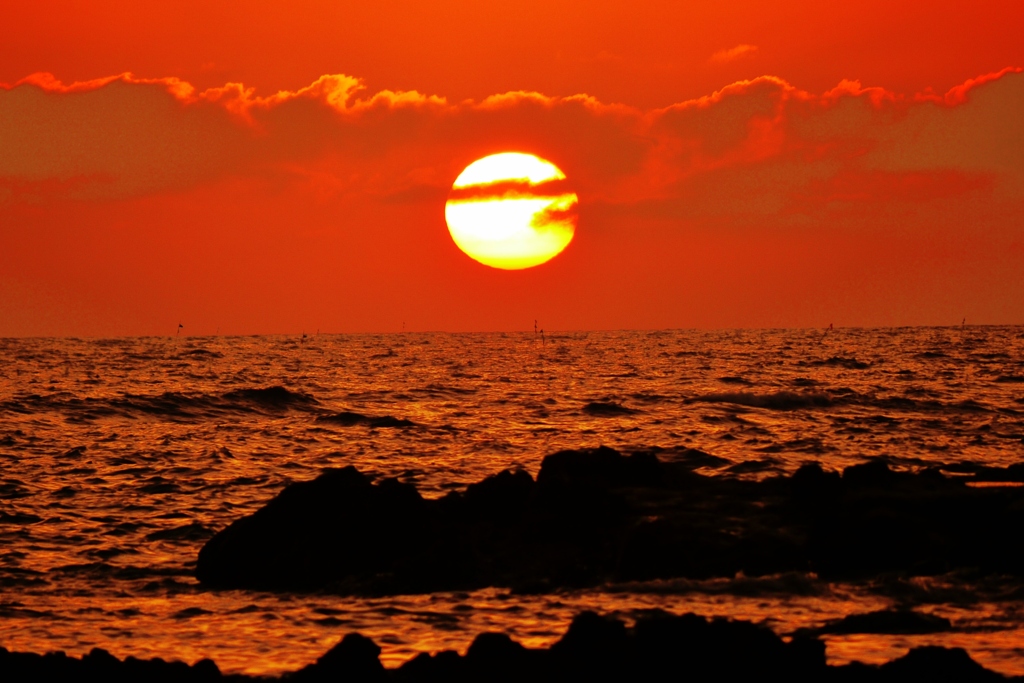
[{"xmin": 1, "ymin": 327, "xmax": 1023, "ymax": 674}]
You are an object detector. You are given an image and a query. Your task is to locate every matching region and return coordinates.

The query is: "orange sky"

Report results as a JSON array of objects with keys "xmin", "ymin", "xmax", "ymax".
[{"xmin": 1, "ymin": 1, "xmax": 1022, "ymax": 335}]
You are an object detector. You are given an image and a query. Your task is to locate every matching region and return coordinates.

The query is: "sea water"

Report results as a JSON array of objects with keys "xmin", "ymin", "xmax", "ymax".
[{"xmin": 1, "ymin": 328, "xmax": 1022, "ymax": 674}]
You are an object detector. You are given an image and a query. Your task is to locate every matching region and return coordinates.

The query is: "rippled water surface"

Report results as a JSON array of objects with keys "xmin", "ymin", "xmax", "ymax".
[{"xmin": 1, "ymin": 328, "xmax": 1023, "ymax": 674}]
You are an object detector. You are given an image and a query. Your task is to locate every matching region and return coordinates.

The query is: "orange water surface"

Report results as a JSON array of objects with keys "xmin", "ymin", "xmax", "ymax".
[{"xmin": 1, "ymin": 328, "xmax": 1022, "ymax": 674}]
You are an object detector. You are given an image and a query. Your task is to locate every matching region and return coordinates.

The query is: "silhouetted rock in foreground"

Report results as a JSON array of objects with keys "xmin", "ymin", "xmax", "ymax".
[
  {"xmin": 808, "ymin": 609, "xmax": 952, "ymax": 636},
  {"xmin": 0, "ymin": 646, "xmax": 226, "ymax": 683},
  {"xmin": 197, "ymin": 447, "xmax": 1024, "ymax": 595},
  {"xmin": 0, "ymin": 612, "xmax": 1013, "ymax": 682}
]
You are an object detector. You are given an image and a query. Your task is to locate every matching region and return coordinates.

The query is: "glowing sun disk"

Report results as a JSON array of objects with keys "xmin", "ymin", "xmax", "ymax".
[{"xmin": 446, "ymin": 153, "xmax": 577, "ymax": 270}]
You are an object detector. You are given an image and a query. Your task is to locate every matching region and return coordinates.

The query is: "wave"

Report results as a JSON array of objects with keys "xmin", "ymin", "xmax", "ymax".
[
  {"xmin": 219, "ymin": 386, "xmax": 318, "ymax": 409},
  {"xmin": 691, "ymin": 390, "xmax": 1012, "ymax": 415},
  {"xmin": 582, "ymin": 401, "xmax": 639, "ymax": 416},
  {"xmin": 145, "ymin": 522, "xmax": 215, "ymax": 542},
  {"xmin": 316, "ymin": 411, "xmax": 416, "ymax": 428},
  {"xmin": 803, "ymin": 356, "xmax": 871, "ymax": 370},
  {"xmin": 0, "ymin": 510, "xmax": 42, "ymax": 525},
  {"xmin": 177, "ymin": 348, "xmax": 223, "ymax": 359},
  {"xmin": 0, "ymin": 386, "xmax": 319, "ymax": 421},
  {"xmin": 409, "ymin": 384, "xmax": 478, "ymax": 398},
  {"xmin": 693, "ymin": 391, "xmax": 833, "ymax": 410},
  {"xmin": 605, "ymin": 572, "xmax": 826, "ymax": 597}
]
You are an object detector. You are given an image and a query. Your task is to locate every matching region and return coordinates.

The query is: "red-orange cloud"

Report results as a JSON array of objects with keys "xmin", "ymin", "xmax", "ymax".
[{"xmin": 3, "ymin": 68, "xmax": 1021, "ymax": 208}]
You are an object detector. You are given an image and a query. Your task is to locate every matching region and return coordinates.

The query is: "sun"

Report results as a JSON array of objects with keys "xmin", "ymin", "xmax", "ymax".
[{"xmin": 445, "ymin": 152, "xmax": 578, "ymax": 269}]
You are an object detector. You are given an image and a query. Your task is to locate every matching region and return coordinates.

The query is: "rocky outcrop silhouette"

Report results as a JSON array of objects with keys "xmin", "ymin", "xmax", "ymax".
[
  {"xmin": 197, "ymin": 446, "xmax": 1024, "ymax": 595},
  {"xmin": 800, "ymin": 608, "xmax": 952, "ymax": 636},
  {"xmin": 0, "ymin": 611, "xmax": 1014, "ymax": 682},
  {"xmin": 0, "ymin": 646, "xmax": 227, "ymax": 683}
]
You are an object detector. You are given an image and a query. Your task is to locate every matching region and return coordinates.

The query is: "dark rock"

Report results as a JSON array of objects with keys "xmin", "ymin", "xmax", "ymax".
[
  {"xmin": 0, "ymin": 644, "xmax": 233, "ymax": 683},
  {"xmin": 550, "ymin": 611, "xmax": 628, "ymax": 662},
  {"xmin": 197, "ymin": 467, "xmax": 429, "ymax": 591},
  {"xmin": 791, "ymin": 462, "xmax": 842, "ymax": 501},
  {"xmin": 193, "ymin": 659, "xmax": 221, "ymax": 680},
  {"xmin": 197, "ymin": 447, "xmax": 1024, "ymax": 595},
  {"xmin": 536, "ymin": 446, "xmax": 662, "ymax": 491},
  {"xmin": 810, "ymin": 609, "xmax": 952, "ymax": 635},
  {"xmin": 394, "ymin": 651, "xmax": 464, "ymax": 682},
  {"xmin": 842, "ymin": 460, "xmax": 915, "ymax": 489},
  {"xmin": 670, "ymin": 447, "xmax": 732, "ymax": 470},
  {"xmin": 966, "ymin": 463, "xmax": 1024, "ymax": 483},
  {"xmin": 463, "ymin": 633, "xmax": 534, "ymax": 682},
  {"xmin": 462, "ymin": 469, "xmax": 535, "ymax": 518},
  {"xmin": 465, "ymin": 632, "xmax": 528, "ymax": 663},
  {"xmin": 634, "ymin": 611, "xmax": 801, "ymax": 678},
  {"xmin": 0, "ymin": 612, "xmax": 1014, "ymax": 682},
  {"xmin": 294, "ymin": 632, "xmax": 385, "ymax": 682},
  {"xmin": 880, "ymin": 646, "xmax": 1003, "ymax": 682},
  {"xmin": 81, "ymin": 647, "xmax": 121, "ymax": 678}
]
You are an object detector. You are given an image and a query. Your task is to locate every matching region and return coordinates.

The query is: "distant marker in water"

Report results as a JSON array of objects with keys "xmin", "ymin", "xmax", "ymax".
[{"xmin": 177, "ymin": 322, "xmax": 183, "ymax": 337}]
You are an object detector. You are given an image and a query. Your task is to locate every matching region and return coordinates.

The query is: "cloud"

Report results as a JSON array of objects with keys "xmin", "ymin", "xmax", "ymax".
[
  {"xmin": 635, "ymin": 69, "xmax": 1024, "ymax": 223},
  {"xmin": 0, "ymin": 74, "xmax": 242, "ymax": 199},
  {"xmin": 709, "ymin": 44, "xmax": 759, "ymax": 64},
  {"xmin": 1, "ymin": 67, "xmax": 1022, "ymax": 220}
]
